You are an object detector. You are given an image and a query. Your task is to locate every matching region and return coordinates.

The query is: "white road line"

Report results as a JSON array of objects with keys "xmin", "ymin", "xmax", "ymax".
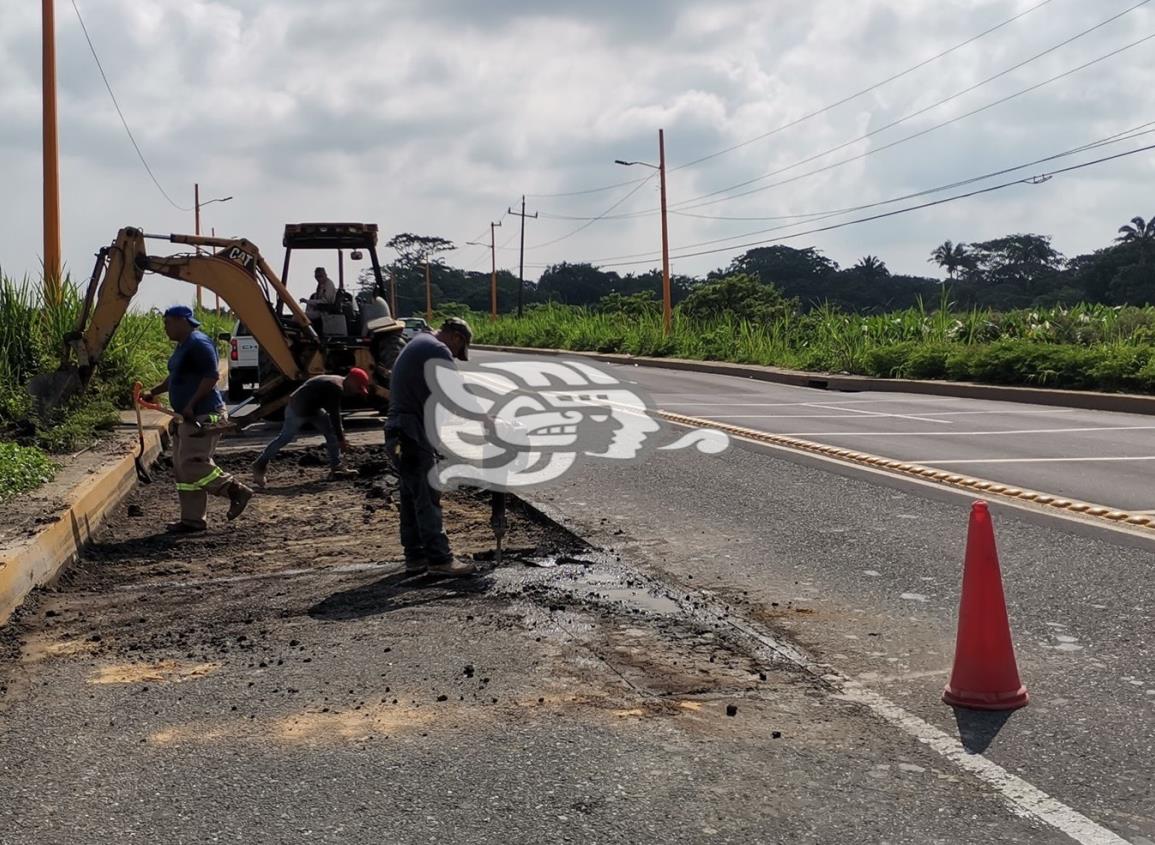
[
  {"xmin": 654, "ymin": 397, "xmax": 967, "ymax": 408},
  {"xmin": 774, "ymin": 424, "xmax": 1155, "ymax": 438},
  {"xmin": 696, "ymin": 409, "xmax": 1077, "ymax": 421},
  {"xmin": 714, "ymin": 614, "xmax": 1131, "ymax": 845},
  {"xmin": 916, "ymin": 455, "xmax": 1155, "ymax": 466},
  {"xmin": 802, "ymin": 402, "xmax": 951, "ymax": 425}
]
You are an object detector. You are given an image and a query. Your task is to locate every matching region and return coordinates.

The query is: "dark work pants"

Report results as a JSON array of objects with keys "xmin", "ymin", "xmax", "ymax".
[{"xmin": 393, "ymin": 434, "xmax": 453, "ymax": 566}]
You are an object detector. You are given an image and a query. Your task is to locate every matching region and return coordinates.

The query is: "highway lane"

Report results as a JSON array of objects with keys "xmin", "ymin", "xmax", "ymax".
[{"xmin": 477, "ymin": 353, "xmax": 1155, "ymax": 512}]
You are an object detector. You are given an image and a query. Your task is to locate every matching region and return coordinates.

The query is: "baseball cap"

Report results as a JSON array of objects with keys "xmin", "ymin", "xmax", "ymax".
[
  {"xmin": 440, "ymin": 317, "xmax": 473, "ymax": 361},
  {"xmin": 163, "ymin": 305, "xmax": 200, "ymax": 327},
  {"xmin": 346, "ymin": 367, "xmax": 370, "ymax": 395}
]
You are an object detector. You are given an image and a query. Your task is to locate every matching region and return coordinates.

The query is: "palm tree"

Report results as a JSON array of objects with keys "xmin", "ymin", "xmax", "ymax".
[
  {"xmin": 853, "ymin": 255, "xmax": 889, "ymax": 280},
  {"xmin": 928, "ymin": 240, "xmax": 970, "ymax": 280},
  {"xmin": 1116, "ymin": 216, "xmax": 1155, "ymax": 264}
]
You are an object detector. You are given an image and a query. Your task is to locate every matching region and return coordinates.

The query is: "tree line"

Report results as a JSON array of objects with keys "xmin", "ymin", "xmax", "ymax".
[{"xmin": 363, "ymin": 216, "xmax": 1155, "ymax": 318}]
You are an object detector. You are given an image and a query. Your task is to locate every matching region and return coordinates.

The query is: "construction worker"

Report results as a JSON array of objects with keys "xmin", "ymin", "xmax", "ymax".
[
  {"xmin": 250, "ymin": 369, "xmax": 370, "ymax": 488},
  {"xmin": 305, "ymin": 267, "xmax": 337, "ymax": 323},
  {"xmin": 384, "ymin": 317, "xmax": 476, "ymax": 577},
  {"xmin": 143, "ymin": 305, "xmax": 253, "ymax": 533}
]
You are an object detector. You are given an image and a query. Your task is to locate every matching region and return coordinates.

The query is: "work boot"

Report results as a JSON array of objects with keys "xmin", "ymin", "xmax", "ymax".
[
  {"xmin": 250, "ymin": 461, "xmax": 267, "ymax": 490},
  {"xmin": 226, "ymin": 483, "xmax": 254, "ymax": 521},
  {"xmin": 404, "ymin": 557, "xmax": 429, "ymax": 574},
  {"xmin": 165, "ymin": 520, "xmax": 206, "ymax": 534},
  {"xmin": 328, "ymin": 465, "xmax": 358, "ymax": 481},
  {"xmin": 427, "ymin": 557, "xmax": 477, "ymax": 578}
]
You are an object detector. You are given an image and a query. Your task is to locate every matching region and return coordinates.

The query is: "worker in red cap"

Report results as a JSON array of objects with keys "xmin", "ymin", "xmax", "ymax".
[{"xmin": 250, "ymin": 368, "xmax": 370, "ymax": 487}]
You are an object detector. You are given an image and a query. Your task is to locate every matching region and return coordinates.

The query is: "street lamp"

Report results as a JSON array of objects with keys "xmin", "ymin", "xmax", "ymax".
[
  {"xmin": 194, "ymin": 183, "xmax": 233, "ymax": 308},
  {"xmin": 615, "ymin": 128, "xmax": 671, "ymax": 335},
  {"xmin": 468, "ymin": 220, "xmax": 503, "ymax": 320}
]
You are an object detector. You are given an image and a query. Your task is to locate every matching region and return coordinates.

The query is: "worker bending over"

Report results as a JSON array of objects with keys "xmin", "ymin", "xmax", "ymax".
[
  {"xmin": 384, "ymin": 318, "xmax": 476, "ymax": 578},
  {"xmin": 144, "ymin": 305, "xmax": 253, "ymax": 533},
  {"xmin": 251, "ymin": 369, "xmax": 369, "ymax": 487}
]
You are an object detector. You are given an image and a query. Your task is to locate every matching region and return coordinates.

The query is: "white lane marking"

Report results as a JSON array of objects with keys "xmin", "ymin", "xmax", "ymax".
[
  {"xmin": 712, "ymin": 613, "xmax": 1132, "ymax": 845},
  {"xmin": 803, "ymin": 402, "xmax": 951, "ymax": 425},
  {"xmin": 656, "ymin": 397, "xmax": 968, "ymax": 409},
  {"xmin": 916, "ymin": 455, "xmax": 1155, "ymax": 466},
  {"xmin": 773, "ymin": 425, "xmax": 1155, "ymax": 438},
  {"xmin": 696, "ymin": 409, "xmax": 1077, "ymax": 421}
]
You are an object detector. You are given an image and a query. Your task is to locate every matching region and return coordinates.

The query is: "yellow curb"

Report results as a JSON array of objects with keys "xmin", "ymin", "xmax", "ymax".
[
  {"xmin": 657, "ymin": 409, "xmax": 1155, "ymax": 536},
  {"xmin": 0, "ymin": 417, "xmax": 167, "ymax": 625}
]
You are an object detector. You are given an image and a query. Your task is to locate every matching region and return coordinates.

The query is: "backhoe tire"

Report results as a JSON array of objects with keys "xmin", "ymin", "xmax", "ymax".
[
  {"xmin": 227, "ymin": 374, "xmax": 248, "ymax": 403},
  {"xmin": 374, "ymin": 331, "xmax": 407, "ymax": 372}
]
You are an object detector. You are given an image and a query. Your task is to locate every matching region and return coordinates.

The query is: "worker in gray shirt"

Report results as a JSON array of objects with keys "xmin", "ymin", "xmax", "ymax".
[
  {"xmin": 385, "ymin": 317, "xmax": 476, "ymax": 578},
  {"xmin": 250, "ymin": 368, "xmax": 370, "ymax": 487}
]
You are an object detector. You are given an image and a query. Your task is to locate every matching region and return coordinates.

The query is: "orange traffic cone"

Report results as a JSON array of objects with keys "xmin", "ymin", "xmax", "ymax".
[{"xmin": 943, "ymin": 501, "xmax": 1029, "ymax": 711}]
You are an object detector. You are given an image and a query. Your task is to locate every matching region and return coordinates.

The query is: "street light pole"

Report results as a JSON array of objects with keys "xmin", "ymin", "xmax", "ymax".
[
  {"xmin": 658, "ymin": 128, "xmax": 671, "ymax": 336},
  {"xmin": 425, "ymin": 259, "xmax": 432, "ymax": 322},
  {"xmin": 615, "ymin": 128, "xmax": 672, "ymax": 334},
  {"xmin": 509, "ymin": 196, "xmax": 538, "ymax": 318},
  {"xmin": 193, "ymin": 184, "xmax": 233, "ymax": 310},
  {"xmin": 42, "ymin": 0, "xmax": 61, "ymax": 302},
  {"xmin": 490, "ymin": 220, "xmax": 502, "ymax": 320}
]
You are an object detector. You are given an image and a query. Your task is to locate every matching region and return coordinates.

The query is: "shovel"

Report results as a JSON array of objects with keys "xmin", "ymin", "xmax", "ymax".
[
  {"xmin": 131, "ymin": 382, "xmax": 153, "ymax": 484},
  {"xmin": 490, "ymin": 491, "xmax": 507, "ymax": 565}
]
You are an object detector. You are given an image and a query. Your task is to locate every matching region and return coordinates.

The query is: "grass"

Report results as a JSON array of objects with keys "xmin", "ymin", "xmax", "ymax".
[
  {"xmin": 473, "ymin": 298, "xmax": 1155, "ymax": 393},
  {"xmin": 0, "ymin": 441, "xmax": 57, "ymax": 503},
  {"xmin": 1, "ymin": 272, "xmax": 228, "ymax": 471}
]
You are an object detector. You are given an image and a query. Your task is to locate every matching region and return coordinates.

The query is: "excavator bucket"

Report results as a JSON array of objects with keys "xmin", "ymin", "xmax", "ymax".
[{"xmin": 28, "ymin": 367, "xmax": 83, "ymax": 419}]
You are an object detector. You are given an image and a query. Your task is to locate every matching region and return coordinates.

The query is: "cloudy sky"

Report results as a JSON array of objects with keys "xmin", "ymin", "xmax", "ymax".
[{"xmin": 2, "ymin": 0, "xmax": 1154, "ymax": 309}]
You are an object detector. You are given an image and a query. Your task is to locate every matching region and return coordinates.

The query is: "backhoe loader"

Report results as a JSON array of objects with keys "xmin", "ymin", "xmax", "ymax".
[{"xmin": 30, "ymin": 223, "xmax": 407, "ymax": 427}]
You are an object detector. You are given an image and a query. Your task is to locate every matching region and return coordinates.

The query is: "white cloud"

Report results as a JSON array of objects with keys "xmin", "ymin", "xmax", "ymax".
[{"xmin": 1, "ymin": 0, "xmax": 1154, "ymax": 308}]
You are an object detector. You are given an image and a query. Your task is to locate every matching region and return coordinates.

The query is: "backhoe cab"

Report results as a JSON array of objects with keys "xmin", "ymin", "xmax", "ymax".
[{"xmin": 30, "ymin": 224, "xmax": 406, "ymax": 428}]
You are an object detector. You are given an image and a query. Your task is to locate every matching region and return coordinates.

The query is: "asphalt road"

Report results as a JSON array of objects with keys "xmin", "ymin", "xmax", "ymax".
[
  {"xmin": 480, "ymin": 355, "xmax": 1155, "ymax": 512},
  {"xmin": 452, "ymin": 353, "xmax": 1154, "ymax": 843}
]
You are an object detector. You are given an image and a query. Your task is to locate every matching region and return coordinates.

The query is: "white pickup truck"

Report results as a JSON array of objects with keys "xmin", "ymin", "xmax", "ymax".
[{"xmin": 226, "ymin": 321, "xmax": 260, "ymax": 401}]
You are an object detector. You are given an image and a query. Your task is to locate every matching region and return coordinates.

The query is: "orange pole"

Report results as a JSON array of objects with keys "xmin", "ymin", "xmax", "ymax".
[
  {"xmin": 490, "ymin": 220, "xmax": 502, "ymax": 320},
  {"xmin": 212, "ymin": 226, "xmax": 219, "ymax": 316},
  {"xmin": 42, "ymin": 0, "xmax": 61, "ymax": 301},
  {"xmin": 194, "ymin": 183, "xmax": 203, "ymax": 309},
  {"xmin": 658, "ymin": 128, "xmax": 671, "ymax": 335}
]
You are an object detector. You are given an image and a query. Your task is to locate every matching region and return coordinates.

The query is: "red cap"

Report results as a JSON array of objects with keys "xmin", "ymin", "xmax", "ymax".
[{"xmin": 346, "ymin": 367, "xmax": 370, "ymax": 395}]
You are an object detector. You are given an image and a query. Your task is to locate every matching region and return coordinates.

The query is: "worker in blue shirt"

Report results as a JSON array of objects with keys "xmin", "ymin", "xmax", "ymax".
[{"xmin": 142, "ymin": 305, "xmax": 253, "ymax": 533}]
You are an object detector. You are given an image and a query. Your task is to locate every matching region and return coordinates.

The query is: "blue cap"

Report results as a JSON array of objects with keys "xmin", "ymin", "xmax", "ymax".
[{"xmin": 163, "ymin": 305, "xmax": 200, "ymax": 327}]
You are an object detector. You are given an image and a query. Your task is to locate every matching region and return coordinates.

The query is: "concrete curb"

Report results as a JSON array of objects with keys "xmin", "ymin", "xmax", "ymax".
[
  {"xmin": 0, "ymin": 411, "xmax": 170, "ymax": 625},
  {"xmin": 474, "ymin": 345, "xmax": 1155, "ymax": 415}
]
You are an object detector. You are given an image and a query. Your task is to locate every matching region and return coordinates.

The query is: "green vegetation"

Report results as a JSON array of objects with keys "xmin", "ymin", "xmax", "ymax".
[
  {"xmin": 474, "ymin": 293, "xmax": 1155, "ymax": 393},
  {"xmin": 0, "ymin": 273, "xmax": 227, "ymax": 460},
  {"xmin": 0, "ymin": 441, "xmax": 57, "ymax": 503}
]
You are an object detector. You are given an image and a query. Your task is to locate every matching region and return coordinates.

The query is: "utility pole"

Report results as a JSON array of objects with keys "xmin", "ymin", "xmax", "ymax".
[
  {"xmin": 388, "ymin": 268, "xmax": 397, "ymax": 318},
  {"xmin": 194, "ymin": 183, "xmax": 202, "ymax": 309},
  {"xmin": 468, "ymin": 221, "xmax": 503, "ymax": 320},
  {"xmin": 614, "ymin": 128, "xmax": 672, "ymax": 334},
  {"xmin": 508, "ymin": 196, "xmax": 538, "ymax": 318},
  {"xmin": 657, "ymin": 128, "xmax": 671, "ymax": 336},
  {"xmin": 489, "ymin": 220, "xmax": 502, "ymax": 320},
  {"xmin": 424, "ymin": 259, "xmax": 432, "ymax": 322},
  {"xmin": 42, "ymin": 0, "xmax": 61, "ymax": 302}
]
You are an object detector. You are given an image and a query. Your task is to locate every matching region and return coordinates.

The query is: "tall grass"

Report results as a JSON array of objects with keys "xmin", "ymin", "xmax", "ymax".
[
  {"xmin": 474, "ymin": 302, "xmax": 1155, "ymax": 393},
  {"xmin": 0, "ymin": 274, "xmax": 228, "ymax": 451}
]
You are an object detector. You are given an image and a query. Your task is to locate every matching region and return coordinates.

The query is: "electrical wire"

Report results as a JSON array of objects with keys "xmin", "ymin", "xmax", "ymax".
[
  {"xmin": 674, "ymin": 0, "xmax": 1152, "ymax": 207},
  {"xmin": 71, "ymin": 0, "xmax": 192, "ymax": 212},
  {"xmin": 522, "ymin": 173, "xmax": 658, "ymax": 250},
  {"xmin": 671, "ymin": 0, "xmax": 1062, "ymax": 172},
  {"xmin": 671, "ymin": 30, "xmax": 1155, "ymax": 213},
  {"xmin": 576, "ymin": 124, "xmax": 1155, "ymax": 264},
  {"xmin": 591, "ymin": 142, "xmax": 1155, "ymax": 268}
]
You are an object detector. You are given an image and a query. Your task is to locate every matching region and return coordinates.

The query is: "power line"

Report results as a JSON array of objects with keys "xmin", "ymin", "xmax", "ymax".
[
  {"xmin": 522, "ymin": 173, "xmax": 658, "ymax": 250},
  {"xmin": 593, "ymin": 142, "xmax": 1155, "ymax": 268},
  {"xmin": 575, "ymin": 124, "xmax": 1155, "ymax": 264},
  {"xmin": 71, "ymin": 0, "xmax": 192, "ymax": 212},
  {"xmin": 671, "ymin": 0, "xmax": 1062, "ymax": 172},
  {"xmin": 671, "ymin": 30, "xmax": 1155, "ymax": 214},
  {"xmin": 521, "ymin": 0, "xmax": 1060, "ymax": 201},
  {"xmin": 674, "ymin": 0, "xmax": 1152, "ymax": 208}
]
